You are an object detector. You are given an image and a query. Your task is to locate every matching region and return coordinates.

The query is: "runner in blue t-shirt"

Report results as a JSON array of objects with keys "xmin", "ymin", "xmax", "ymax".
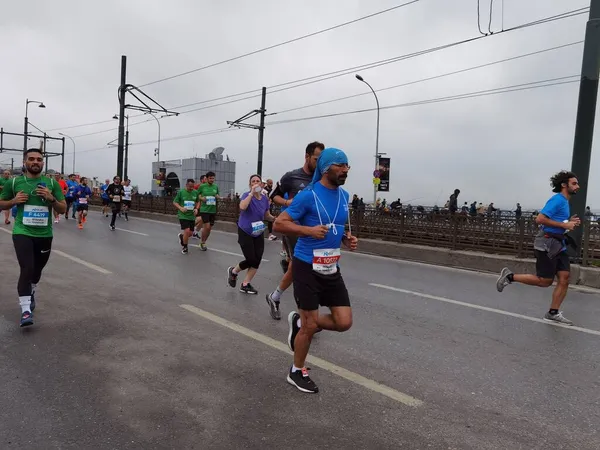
[
  {"xmin": 100, "ymin": 178, "xmax": 111, "ymax": 217},
  {"xmin": 496, "ymin": 170, "xmax": 581, "ymax": 325},
  {"xmin": 65, "ymin": 175, "xmax": 78, "ymax": 220},
  {"xmin": 274, "ymin": 147, "xmax": 357, "ymax": 394},
  {"xmin": 74, "ymin": 178, "xmax": 92, "ymax": 229}
]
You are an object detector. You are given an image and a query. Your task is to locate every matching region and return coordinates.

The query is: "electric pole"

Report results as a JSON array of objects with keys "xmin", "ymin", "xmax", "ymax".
[
  {"xmin": 117, "ymin": 55, "xmax": 127, "ymax": 179},
  {"xmin": 570, "ymin": 0, "xmax": 600, "ymax": 251},
  {"xmin": 124, "ymin": 129, "xmax": 129, "ymax": 181},
  {"xmin": 227, "ymin": 86, "xmax": 267, "ymax": 177},
  {"xmin": 257, "ymin": 87, "xmax": 266, "ymax": 176}
]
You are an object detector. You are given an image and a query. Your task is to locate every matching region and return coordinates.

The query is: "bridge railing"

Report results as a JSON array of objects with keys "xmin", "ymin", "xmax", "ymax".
[{"xmin": 89, "ymin": 196, "xmax": 600, "ymax": 265}]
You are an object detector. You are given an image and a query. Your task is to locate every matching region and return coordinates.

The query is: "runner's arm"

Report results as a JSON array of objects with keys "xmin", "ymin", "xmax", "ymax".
[
  {"xmin": 239, "ymin": 192, "xmax": 252, "ymax": 211},
  {"xmin": 172, "ymin": 192, "xmax": 186, "ymax": 212},
  {"xmin": 274, "ymin": 211, "xmax": 327, "ymax": 238}
]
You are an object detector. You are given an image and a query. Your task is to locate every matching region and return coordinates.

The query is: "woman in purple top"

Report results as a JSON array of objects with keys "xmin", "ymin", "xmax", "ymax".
[{"xmin": 227, "ymin": 174, "xmax": 275, "ymax": 295}]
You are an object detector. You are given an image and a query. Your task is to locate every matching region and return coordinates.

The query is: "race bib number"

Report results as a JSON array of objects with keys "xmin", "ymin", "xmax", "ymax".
[
  {"xmin": 112, "ymin": 195, "xmax": 121, "ymax": 202},
  {"xmin": 23, "ymin": 205, "xmax": 49, "ymax": 227},
  {"xmin": 205, "ymin": 196, "xmax": 216, "ymax": 206},
  {"xmin": 78, "ymin": 198, "xmax": 88, "ymax": 205},
  {"xmin": 312, "ymin": 248, "xmax": 341, "ymax": 275},
  {"xmin": 251, "ymin": 221, "xmax": 266, "ymax": 236},
  {"xmin": 184, "ymin": 200, "xmax": 195, "ymax": 209}
]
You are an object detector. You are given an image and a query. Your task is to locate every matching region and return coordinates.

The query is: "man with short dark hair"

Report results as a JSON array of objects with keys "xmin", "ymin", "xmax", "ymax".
[
  {"xmin": 194, "ymin": 171, "xmax": 220, "ymax": 251},
  {"xmin": 106, "ymin": 176, "xmax": 125, "ymax": 231},
  {"xmin": 0, "ymin": 149, "xmax": 66, "ymax": 327},
  {"xmin": 174, "ymin": 179, "xmax": 197, "ymax": 254},
  {"xmin": 497, "ymin": 170, "xmax": 581, "ymax": 325},
  {"xmin": 265, "ymin": 141, "xmax": 324, "ymax": 320}
]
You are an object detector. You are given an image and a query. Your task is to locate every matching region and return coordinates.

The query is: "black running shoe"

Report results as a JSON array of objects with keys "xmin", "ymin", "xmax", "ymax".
[
  {"xmin": 182, "ymin": 246, "xmax": 188, "ymax": 254},
  {"xmin": 266, "ymin": 293, "xmax": 281, "ymax": 320},
  {"xmin": 287, "ymin": 367, "xmax": 318, "ymax": 393},
  {"xmin": 30, "ymin": 293, "xmax": 36, "ymax": 312},
  {"xmin": 178, "ymin": 233, "xmax": 184, "ymax": 247},
  {"xmin": 20, "ymin": 311, "xmax": 34, "ymax": 327},
  {"xmin": 110, "ymin": 225, "xmax": 115, "ymax": 231},
  {"xmin": 200, "ymin": 243, "xmax": 207, "ymax": 251},
  {"xmin": 227, "ymin": 267, "xmax": 238, "ymax": 288},
  {"xmin": 287, "ymin": 311, "xmax": 300, "ymax": 351},
  {"xmin": 240, "ymin": 283, "xmax": 258, "ymax": 295}
]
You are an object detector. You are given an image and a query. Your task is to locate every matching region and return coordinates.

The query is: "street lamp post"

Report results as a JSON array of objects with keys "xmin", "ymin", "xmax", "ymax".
[
  {"xmin": 23, "ymin": 99, "xmax": 46, "ymax": 153},
  {"xmin": 355, "ymin": 75, "xmax": 380, "ymax": 205},
  {"xmin": 58, "ymin": 133, "xmax": 76, "ymax": 173},
  {"xmin": 148, "ymin": 113, "xmax": 161, "ymax": 162}
]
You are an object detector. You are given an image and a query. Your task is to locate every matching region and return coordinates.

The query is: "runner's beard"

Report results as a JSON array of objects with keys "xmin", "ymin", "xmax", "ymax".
[{"xmin": 27, "ymin": 164, "xmax": 42, "ymax": 174}]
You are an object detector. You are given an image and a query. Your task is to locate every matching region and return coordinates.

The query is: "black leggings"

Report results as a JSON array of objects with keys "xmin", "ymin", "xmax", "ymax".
[
  {"xmin": 110, "ymin": 203, "xmax": 122, "ymax": 227},
  {"xmin": 13, "ymin": 235, "xmax": 53, "ymax": 296},
  {"xmin": 237, "ymin": 227, "xmax": 264, "ymax": 270}
]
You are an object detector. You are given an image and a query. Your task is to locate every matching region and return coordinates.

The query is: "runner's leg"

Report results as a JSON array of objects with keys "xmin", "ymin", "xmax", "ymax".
[{"xmin": 13, "ymin": 235, "xmax": 35, "ymax": 310}]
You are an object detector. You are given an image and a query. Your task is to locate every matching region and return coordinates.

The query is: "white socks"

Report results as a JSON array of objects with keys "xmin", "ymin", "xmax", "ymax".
[
  {"xmin": 271, "ymin": 286, "xmax": 284, "ymax": 302},
  {"xmin": 292, "ymin": 365, "xmax": 302, "ymax": 373},
  {"xmin": 19, "ymin": 296, "xmax": 31, "ymax": 313}
]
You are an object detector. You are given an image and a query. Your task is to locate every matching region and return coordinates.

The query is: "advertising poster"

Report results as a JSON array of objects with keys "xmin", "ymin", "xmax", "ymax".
[{"xmin": 377, "ymin": 157, "xmax": 390, "ymax": 192}]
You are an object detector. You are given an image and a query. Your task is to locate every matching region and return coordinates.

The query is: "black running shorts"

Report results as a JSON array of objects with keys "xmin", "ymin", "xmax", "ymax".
[
  {"xmin": 535, "ymin": 250, "xmax": 570, "ymax": 279},
  {"xmin": 101, "ymin": 198, "xmax": 110, "ymax": 206},
  {"xmin": 180, "ymin": 219, "xmax": 196, "ymax": 231},
  {"xmin": 292, "ymin": 257, "xmax": 351, "ymax": 311},
  {"xmin": 199, "ymin": 212, "xmax": 216, "ymax": 226},
  {"xmin": 76, "ymin": 204, "xmax": 89, "ymax": 212}
]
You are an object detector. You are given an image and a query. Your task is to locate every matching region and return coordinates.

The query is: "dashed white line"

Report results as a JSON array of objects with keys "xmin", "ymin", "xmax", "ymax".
[
  {"xmin": 193, "ymin": 245, "xmax": 269, "ymax": 262},
  {"xmin": 180, "ymin": 304, "xmax": 423, "ymax": 407},
  {"xmin": 0, "ymin": 228, "xmax": 112, "ymax": 274},
  {"xmin": 370, "ymin": 283, "xmax": 600, "ymax": 337},
  {"xmin": 115, "ymin": 228, "xmax": 149, "ymax": 236}
]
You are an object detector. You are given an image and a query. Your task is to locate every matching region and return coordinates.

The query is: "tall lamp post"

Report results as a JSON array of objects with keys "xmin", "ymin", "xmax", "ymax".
[
  {"xmin": 23, "ymin": 99, "xmax": 46, "ymax": 153},
  {"xmin": 148, "ymin": 113, "xmax": 161, "ymax": 162},
  {"xmin": 59, "ymin": 133, "xmax": 76, "ymax": 173},
  {"xmin": 355, "ymin": 74, "xmax": 380, "ymax": 205}
]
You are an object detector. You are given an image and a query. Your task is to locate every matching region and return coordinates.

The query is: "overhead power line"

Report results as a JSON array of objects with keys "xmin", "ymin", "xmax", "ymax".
[
  {"xmin": 48, "ymin": 6, "xmax": 589, "ymax": 134},
  {"xmin": 267, "ymin": 40, "xmax": 584, "ymax": 116},
  {"xmin": 138, "ymin": 0, "xmax": 420, "ymax": 88},
  {"xmin": 267, "ymin": 75, "xmax": 579, "ymax": 126}
]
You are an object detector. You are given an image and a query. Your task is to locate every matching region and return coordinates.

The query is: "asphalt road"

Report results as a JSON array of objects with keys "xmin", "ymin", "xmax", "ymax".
[{"xmin": 1, "ymin": 212, "xmax": 599, "ymax": 449}]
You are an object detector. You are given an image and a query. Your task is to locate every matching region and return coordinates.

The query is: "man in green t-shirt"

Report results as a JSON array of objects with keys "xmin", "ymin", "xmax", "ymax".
[
  {"xmin": 0, "ymin": 149, "xmax": 66, "ymax": 327},
  {"xmin": 0, "ymin": 169, "xmax": 12, "ymax": 225},
  {"xmin": 173, "ymin": 178, "xmax": 197, "ymax": 254},
  {"xmin": 193, "ymin": 171, "xmax": 220, "ymax": 251}
]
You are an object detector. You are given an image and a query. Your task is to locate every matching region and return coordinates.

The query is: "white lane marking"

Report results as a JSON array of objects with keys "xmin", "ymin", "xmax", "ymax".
[
  {"xmin": 180, "ymin": 304, "xmax": 423, "ymax": 407},
  {"xmin": 193, "ymin": 245, "xmax": 269, "ymax": 262},
  {"xmin": 115, "ymin": 228, "xmax": 149, "ymax": 236},
  {"xmin": 52, "ymin": 250, "xmax": 113, "ymax": 274},
  {"xmin": 370, "ymin": 283, "xmax": 600, "ymax": 337},
  {"xmin": 0, "ymin": 227, "xmax": 112, "ymax": 274}
]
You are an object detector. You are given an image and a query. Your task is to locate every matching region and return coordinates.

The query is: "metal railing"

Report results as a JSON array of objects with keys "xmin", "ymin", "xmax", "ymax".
[{"xmin": 89, "ymin": 196, "xmax": 600, "ymax": 265}]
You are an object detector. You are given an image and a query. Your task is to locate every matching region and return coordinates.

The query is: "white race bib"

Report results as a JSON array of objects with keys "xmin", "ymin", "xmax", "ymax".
[
  {"xmin": 184, "ymin": 200, "xmax": 195, "ymax": 209},
  {"xmin": 312, "ymin": 248, "xmax": 341, "ymax": 275},
  {"xmin": 23, "ymin": 205, "xmax": 49, "ymax": 227},
  {"xmin": 251, "ymin": 221, "xmax": 266, "ymax": 236},
  {"xmin": 112, "ymin": 195, "xmax": 121, "ymax": 202},
  {"xmin": 205, "ymin": 196, "xmax": 216, "ymax": 206},
  {"xmin": 78, "ymin": 198, "xmax": 88, "ymax": 205}
]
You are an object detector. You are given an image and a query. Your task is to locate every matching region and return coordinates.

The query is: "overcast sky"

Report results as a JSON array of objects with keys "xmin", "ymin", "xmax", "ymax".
[{"xmin": 0, "ymin": 0, "xmax": 596, "ymax": 209}]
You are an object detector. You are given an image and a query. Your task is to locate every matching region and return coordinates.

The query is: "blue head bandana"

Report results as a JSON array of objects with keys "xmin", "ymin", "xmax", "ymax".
[{"xmin": 309, "ymin": 147, "xmax": 349, "ymax": 188}]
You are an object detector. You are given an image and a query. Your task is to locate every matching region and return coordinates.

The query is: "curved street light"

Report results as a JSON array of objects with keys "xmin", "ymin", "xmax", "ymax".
[
  {"xmin": 355, "ymin": 74, "xmax": 381, "ymax": 205},
  {"xmin": 23, "ymin": 99, "xmax": 46, "ymax": 153},
  {"xmin": 58, "ymin": 132, "xmax": 76, "ymax": 173}
]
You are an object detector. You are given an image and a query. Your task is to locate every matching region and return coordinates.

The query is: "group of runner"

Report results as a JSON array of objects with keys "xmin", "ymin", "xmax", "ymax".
[
  {"xmin": 0, "ymin": 143, "xmax": 584, "ymax": 394},
  {"xmin": 173, "ymin": 171, "xmax": 219, "ymax": 254}
]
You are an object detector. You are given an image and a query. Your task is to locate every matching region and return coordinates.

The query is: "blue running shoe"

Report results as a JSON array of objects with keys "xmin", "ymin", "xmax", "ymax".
[
  {"xmin": 20, "ymin": 311, "xmax": 34, "ymax": 327},
  {"xmin": 30, "ymin": 293, "xmax": 36, "ymax": 312}
]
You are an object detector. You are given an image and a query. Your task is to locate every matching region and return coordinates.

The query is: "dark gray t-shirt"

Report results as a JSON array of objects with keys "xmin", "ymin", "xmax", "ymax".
[{"xmin": 279, "ymin": 168, "xmax": 312, "ymax": 200}]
